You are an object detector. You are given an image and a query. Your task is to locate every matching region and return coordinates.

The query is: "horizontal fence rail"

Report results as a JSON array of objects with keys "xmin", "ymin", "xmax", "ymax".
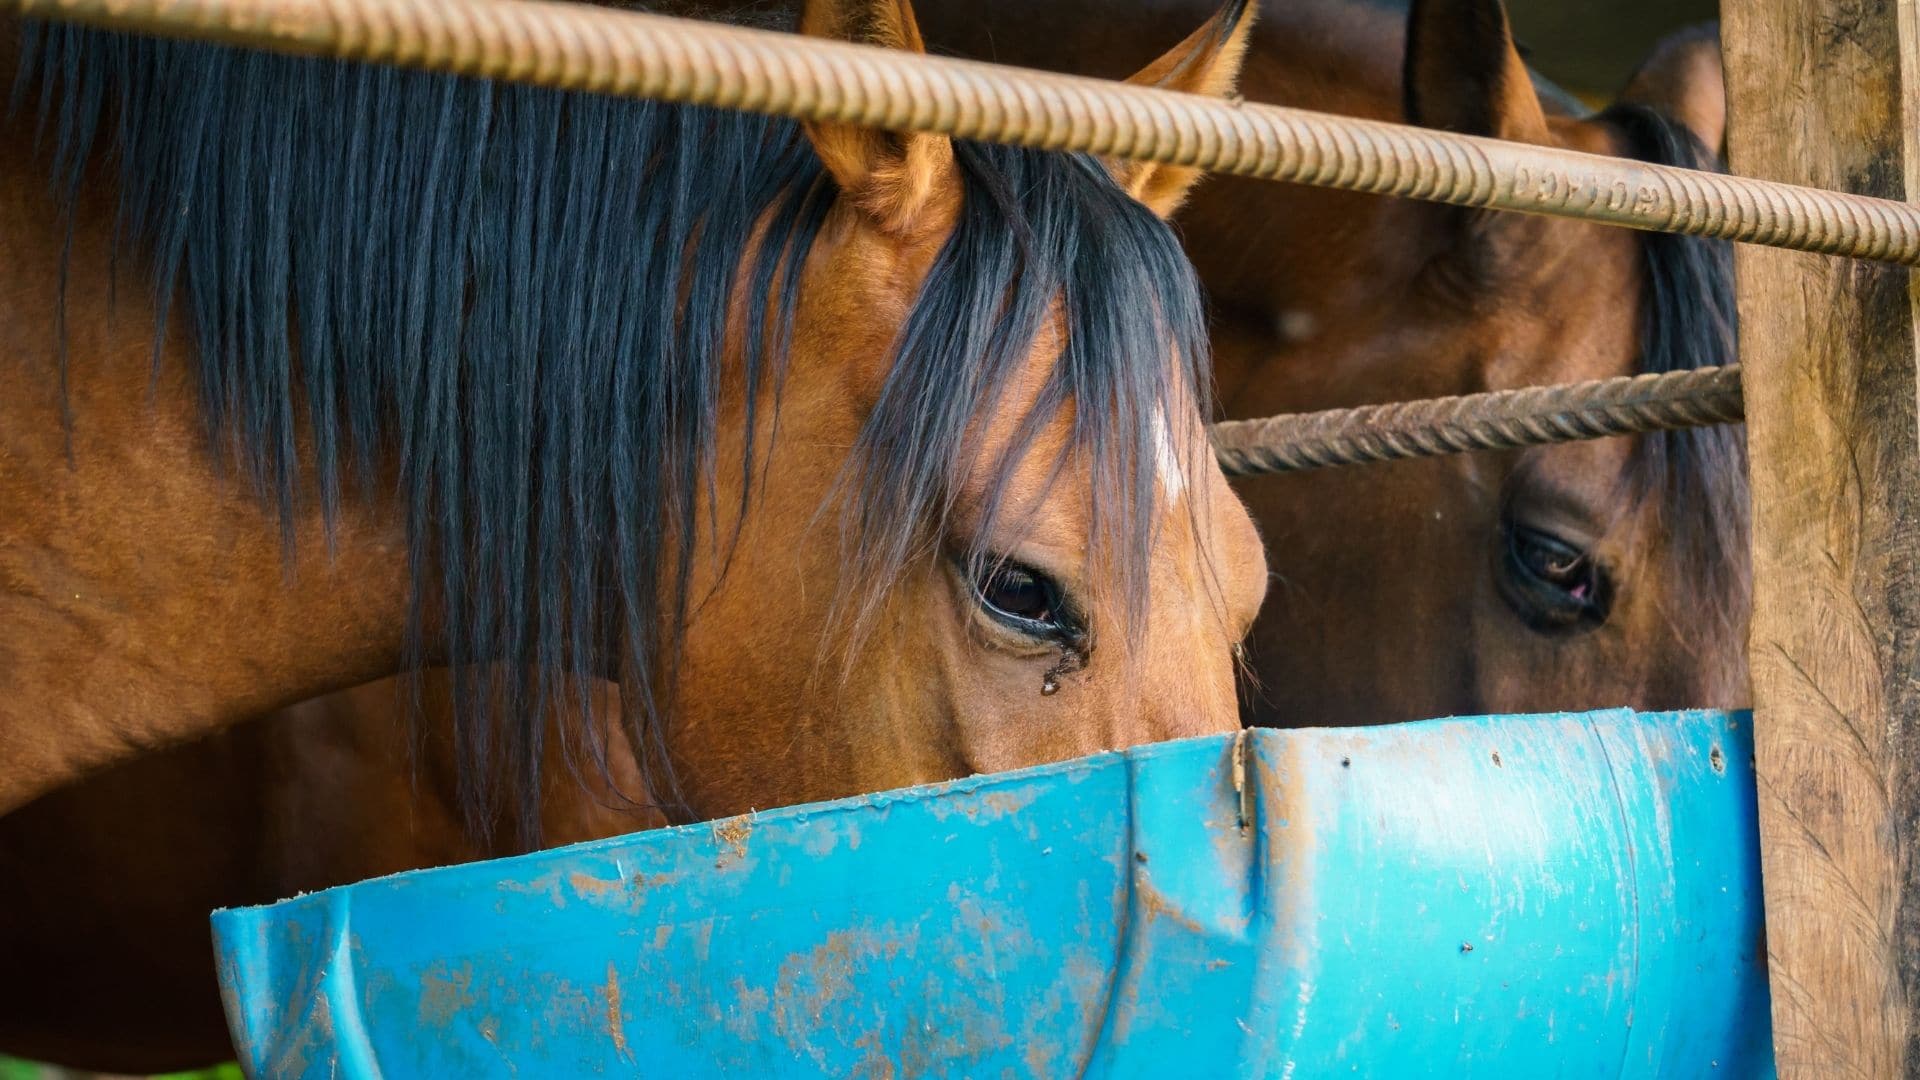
[
  {"xmin": 11, "ymin": 0, "xmax": 1920, "ymax": 267},
  {"xmin": 1211, "ymin": 366, "xmax": 1744, "ymax": 475}
]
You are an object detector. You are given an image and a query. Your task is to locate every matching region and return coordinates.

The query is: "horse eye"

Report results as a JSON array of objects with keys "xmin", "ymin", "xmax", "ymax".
[
  {"xmin": 1498, "ymin": 524, "xmax": 1613, "ymax": 634},
  {"xmin": 973, "ymin": 561, "xmax": 1066, "ymax": 635}
]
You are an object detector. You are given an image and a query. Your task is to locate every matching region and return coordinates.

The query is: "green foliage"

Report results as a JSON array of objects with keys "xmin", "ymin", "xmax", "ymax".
[
  {"xmin": 0, "ymin": 1057, "xmax": 242, "ymax": 1080},
  {"xmin": 156, "ymin": 1066, "xmax": 245, "ymax": 1080}
]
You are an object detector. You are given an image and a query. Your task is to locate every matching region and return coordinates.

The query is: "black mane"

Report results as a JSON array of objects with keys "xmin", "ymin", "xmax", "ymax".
[
  {"xmin": 18, "ymin": 23, "xmax": 1208, "ymax": 840},
  {"xmin": 1598, "ymin": 101, "xmax": 1749, "ymax": 644}
]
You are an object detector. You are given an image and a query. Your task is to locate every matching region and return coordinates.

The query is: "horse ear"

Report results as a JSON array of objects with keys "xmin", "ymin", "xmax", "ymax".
[
  {"xmin": 799, "ymin": 0, "xmax": 958, "ymax": 233},
  {"xmin": 1617, "ymin": 23, "xmax": 1726, "ymax": 155},
  {"xmin": 1403, "ymin": 0, "xmax": 1550, "ymax": 145},
  {"xmin": 1109, "ymin": 0, "xmax": 1258, "ymax": 218}
]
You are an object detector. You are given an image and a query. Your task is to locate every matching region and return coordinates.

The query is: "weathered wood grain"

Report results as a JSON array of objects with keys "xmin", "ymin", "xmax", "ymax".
[{"xmin": 1723, "ymin": 0, "xmax": 1920, "ymax": 1074}]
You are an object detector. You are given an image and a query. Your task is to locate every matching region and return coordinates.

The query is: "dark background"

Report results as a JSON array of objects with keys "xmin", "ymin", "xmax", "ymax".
[
  {"xmin": 1353, "ymin": 0, "xmax": 1721, "ymax": 102},
  {"xmin": 1501, "ymin": 0, "xmax": 1720, "ymax": 101}
]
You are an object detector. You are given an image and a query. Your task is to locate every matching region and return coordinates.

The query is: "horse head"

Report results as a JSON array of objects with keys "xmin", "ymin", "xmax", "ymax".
[{"xmin": 1176, "ymin": 0, "xmax": 1746, "ymax": 723}]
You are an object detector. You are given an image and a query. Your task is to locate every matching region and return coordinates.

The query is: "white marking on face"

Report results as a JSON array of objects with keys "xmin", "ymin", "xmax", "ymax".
[{"xmin": 1153, "ymin": 407, "xmax": 1186, "ymax": 504}]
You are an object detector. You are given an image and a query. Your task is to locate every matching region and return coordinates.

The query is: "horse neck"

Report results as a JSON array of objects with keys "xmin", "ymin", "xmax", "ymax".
[
  {"xmin": 1241, "ymin": 1, "xmax": 1408, "ymax": 119},
  {"xmin": 1175, "ymin": 2, "xmax": 1461, "ymax": 409},
  {"xmin": 0, "ymin": 98, "xmax": 414, "ymax": 814}
]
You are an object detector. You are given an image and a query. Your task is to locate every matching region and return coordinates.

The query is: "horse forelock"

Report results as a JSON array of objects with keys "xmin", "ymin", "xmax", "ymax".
[
  {"xmin": 840, "ymin": 140, "xmax": 1209, "ymax": 649},
  {"xmin": 1599, "ymin": 101, "xmax": 1750, "ymax": 648},
  {"xmin": 18, "ymin": 23, "xmax": 1207, "ymax": 842}
]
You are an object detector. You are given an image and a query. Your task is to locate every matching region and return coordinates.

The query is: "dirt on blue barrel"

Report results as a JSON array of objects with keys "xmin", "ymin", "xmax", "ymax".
[{"xmin": 212, "ymin": 710, "xmax": 1773, "ymax": 1077}]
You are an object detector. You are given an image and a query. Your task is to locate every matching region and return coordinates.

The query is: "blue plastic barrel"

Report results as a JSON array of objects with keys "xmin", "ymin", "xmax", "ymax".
[{"xmin": 213, "ymin": 709, "xmax": 1773, "ymax": 1077}]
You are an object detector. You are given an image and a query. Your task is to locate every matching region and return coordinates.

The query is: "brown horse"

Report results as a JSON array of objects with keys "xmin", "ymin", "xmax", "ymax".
[
  {"xmin": 0, "ymin": 0, "xmax": 1267, "ymax": 1068},
  {"xmin": 0, "ymin": 0, "xmax": 1269, "ymax": 814},
  {"xmin": 914, "ymin": 0, "xmax": 1749, "ymax": 724},
  {"xmin": 1211, "ymin": 1, "xmax": 1746, "ymax": 724},
  {"xmin": 1, "ymin": 0, "xmax": 1749, "ymax": 1071}
]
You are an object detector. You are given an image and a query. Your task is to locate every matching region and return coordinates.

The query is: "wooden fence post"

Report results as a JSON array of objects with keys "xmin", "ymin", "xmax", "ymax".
[{"xmin": 1722, "ymin": 0, "xmax": 1920, "ymax": 1074}]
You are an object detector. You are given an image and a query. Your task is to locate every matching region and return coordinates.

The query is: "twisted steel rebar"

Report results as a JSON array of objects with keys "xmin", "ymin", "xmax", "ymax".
[
  {"xmin": 1211, "ymin": 365, "xmax": 1744, "ymax": 475},
  {"xmin": 12, "ymin": 0, "xmax": 1920, "ymax": 267}
]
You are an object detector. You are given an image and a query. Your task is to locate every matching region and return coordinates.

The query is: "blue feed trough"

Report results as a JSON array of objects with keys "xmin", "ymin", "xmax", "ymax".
[{"xmin": 213, "ymin": 709, "xmax": 1773, "ymax": 1076}]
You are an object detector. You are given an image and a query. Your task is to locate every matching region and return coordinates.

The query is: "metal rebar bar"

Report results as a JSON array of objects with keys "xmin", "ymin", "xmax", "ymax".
[
  {"xmin": 1211, "ymin": 365, "xmax": 1744, "ymax": 475},
  {"xmin": 10, "ymin": 0, "xmax": 1920, "ymax": 266}
]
